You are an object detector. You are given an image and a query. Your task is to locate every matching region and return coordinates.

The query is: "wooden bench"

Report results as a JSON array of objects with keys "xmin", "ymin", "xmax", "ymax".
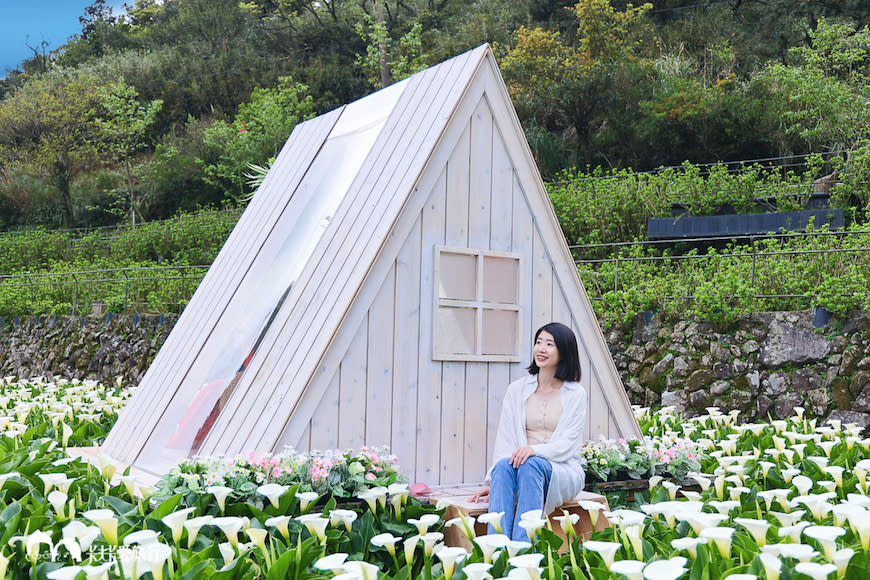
[{"xmin": 428, "ymin": 487, "xmax": 610, "ymax": 550}]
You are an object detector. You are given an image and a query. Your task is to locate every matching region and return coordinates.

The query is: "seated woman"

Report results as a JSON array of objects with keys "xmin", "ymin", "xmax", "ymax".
[{"xmin": 470, "ymin": 322, "xmax": 587, "ymax": 541}]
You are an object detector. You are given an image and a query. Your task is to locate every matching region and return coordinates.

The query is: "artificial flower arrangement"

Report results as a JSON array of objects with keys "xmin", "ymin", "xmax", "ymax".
[{"xmin": 154, "ymin": 445, "xmax": 407, "ymax": 509}]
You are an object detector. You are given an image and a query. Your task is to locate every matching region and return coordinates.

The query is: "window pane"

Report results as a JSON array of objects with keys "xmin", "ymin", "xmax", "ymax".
[
  {"xmin": 482, "ymin": 256, "xmax": 518, "ymax": 303},
  {"xmin": 436, "ymin": 306, "xmax": 476, "ymax": 355},
  {"xmin": 481, "ymin": 309, "xmax": 518, "ymax": 355},
  {"xmin": 439, "ymin": 252, "xmax": 477, "ymax": 300}
]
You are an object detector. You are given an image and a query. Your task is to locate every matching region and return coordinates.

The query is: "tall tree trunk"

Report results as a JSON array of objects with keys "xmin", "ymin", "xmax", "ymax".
[
  {"xmin": 54, "ymin": 161, "xmax": 75, "ymax": 228},
  {"xmin": 376, "ymin": 1, "xmax": 391, "ymax": 88}
]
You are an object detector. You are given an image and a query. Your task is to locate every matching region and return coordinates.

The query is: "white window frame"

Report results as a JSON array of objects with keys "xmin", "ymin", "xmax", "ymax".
[{"xmin": 433, "ymin": 245, "xmax": 521, "ymax": 362}]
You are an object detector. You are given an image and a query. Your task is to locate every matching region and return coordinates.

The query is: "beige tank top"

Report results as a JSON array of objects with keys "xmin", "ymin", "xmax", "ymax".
[{"xmin": 525, "ymin": 390, "xmax": 562, "ymax": 445}]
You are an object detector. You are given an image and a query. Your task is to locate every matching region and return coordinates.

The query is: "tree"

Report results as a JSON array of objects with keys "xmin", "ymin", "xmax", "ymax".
[
  {"xmin": 500, "ymin": 1, "xmax": 653, "ymax": 167},
  {"xmin": 95, "ymin": 80, "xmax": 164, "ymax": 224},
  {"xmin": 198, "ymin": 76, "xmax": 314, "ymax": 201},
  {"xmin": 0, "ymin": 71, "xmax": 106, "ymax": 227}
]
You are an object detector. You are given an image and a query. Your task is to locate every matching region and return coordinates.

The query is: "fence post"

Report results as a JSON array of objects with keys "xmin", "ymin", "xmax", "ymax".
[
  {"xmin": 180, "ymin": 267, "xmax": 186, "ymax": 310},
  {"xmin": 614, "ymin": 255, "xmax": 619, "ymax": 293},
  {"xmin": 72, "ymin": 273, "xmax": 78, "ymax": 317},
  {"xmin": 750, "ymin": 235, "xmax": 757, "ymax": 289},
  {"xmin": 122, "ymin": 269, "xmax": 130, "ymax": 312}
]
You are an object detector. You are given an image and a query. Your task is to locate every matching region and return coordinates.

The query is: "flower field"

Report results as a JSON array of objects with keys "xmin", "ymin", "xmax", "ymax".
[{"xmin": 1, "ymin": 378, "xmax": 870, "ymax": 579}]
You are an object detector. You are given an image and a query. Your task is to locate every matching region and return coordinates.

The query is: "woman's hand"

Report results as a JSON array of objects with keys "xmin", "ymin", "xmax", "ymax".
[
  {"xmin": 470, "ymin": 486, "xmax": 490, "ymax": 503},
  {"xmin": 510, "ymin": 446, "xmax": 536, "ymax": 467}
]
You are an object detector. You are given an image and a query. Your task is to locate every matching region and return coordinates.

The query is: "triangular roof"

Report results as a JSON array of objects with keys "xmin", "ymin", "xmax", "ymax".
[{"xmin": 102, "ymin": 44, "xmax": 640, "ymax": 480}]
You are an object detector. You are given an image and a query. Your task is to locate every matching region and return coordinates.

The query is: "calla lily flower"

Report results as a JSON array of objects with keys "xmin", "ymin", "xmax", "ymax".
[
  {"xmin": 48, "ymin": 490, "xmax": 69, "ymax": 520},
  {"xmin": 343, "ymin": 560, "xmax": 380, "ymax": 580},
  {"xmin": 40, "ymin": 473, "xmax": 75, "ymax": 495},
  {"xmin": 47, "ymin": 566, "xmax": 83, "ymax": 580},
  {"xmin": 758, "ymin": 553, "xmax": 781, "ymax": 580},
  {"xmin": 207, "ymin": 485, "xmax": 234, "ymax": 513},
  {"xmin": 576, "ymin": 500, "xmax": 605, "ymax": 527},
  {"xmin": 706, "ymin": 500, "xmax": 740, "ymax": 516},
  {"xmin": 699, "ymin": 526, "xmax": 735, "ymax": 558},
  {"xmin": 446, "ymin": 514, "xmax": 478, "ymax": 541},
  {"xmin": 420, "ymin": 531, "xmax": 444, "ymax": 556},
  {"xmin": 62, "ymin": 521, "xmax": 101, "ymax": 552},
  {"xmin": 478, "ymin": 512, "xmax": 505, "ymax": 534},
  {"xmin": 218, "ymin": 542, "xmax": 236, "ymax": 567},
  {"xmin": 803, "ymin": 525, "xmax": 846, "ymax": 560},
  {"xmin": 138, "ymin": 542, "xmax": 172, "ymax": 580},
  {"xmin": 161, "ymin": 507, "xmax": 195, "ymax": 544},
  {"xmin": 264, "ymin": 515, "xmax": 291, "ymax": 542},
  {"xmin": 794, "ymin": 562, "xmax": 837, "ymax": 580},
  {"xmin": 408, "ymin": 513, "xmax": 440, "ymax": 535},
  {"xmin": 211, "ymin": 516, "xmax": 245, "ymax": 547},
  {"xmin": 553, "ymin": 511, "xmax": 580, "ymax": 537},
  {"xmin": 734, "ymin": 518, "xmax": 770, "ymax": 546},
  {"xmin": 184, "ymin": 515, "xmax": 214, "ymax": 549},
  {"xmin": 245, "ymin": 527, "xmax": 268, "ymax": 552},
  {"xmin": 778, "ymin": 521, "xmax": 811, "ymax": 542},
  {"xmin": 462, "ymin": 562, "xmax": 494, "ymax": 580},
  {"xmin": 833, "ymin": 548, "xmax": 854, "ymax": 578},
  {"xmin": 329, "ymin": 508, "xmax": 358, "ymax": 532},
  {"xmin": 641, "ymin": 556, "xmax": 687, "ymax": 580},
  {"xmin": 403, "ymin": 534, "xmax": 420, "ymax": 566},
  {"xmin": 257, "ymin": 483, "xmax": 289, "ymax": 508},
  {"xmin": 295, "ymin": 514, "xmax": 329, "ymax": 544},
  {"xmin": 83, "ymin": 508, "xmax": 119, "ymax": 545},
  {"xmin": 610, "ymin": 559, "xmax": 645, "ymax": 580},
  {"xmin": 677, "ymin": 512, "xmax": 728, "ymax": 535},
  {"xmin": 83, "ymin": 562, "xmax": 113, "ymax": 580},
  {"xmin": 762, "ymin": 542, "xmax": 817, "ymax": 561},
  {"xmin": 371, "ymin": 532, "xmax": 400, "ymax": 555},
  {"xmin": 517, "ymin": 516, "xmax": 548, "ymax": 542},
  {"xmin": 506, "ymin": 539, "xmax": 532, "ymax": 556},
  {"xmin": 583, "ymin": 540, "xmax": 621, "ymax": 568},
  {"xmin": 474, "ymin": 534, "xmax": 510, "ymax": 563},
  {"xmin": 10, "ymin": 530, "xmax": 54, "ymax": 565},
  {"xmin": 508, "ymin": 553, "xmax": 545, "ymax": 570},
  {"xmin": 671, "ymin": 537, "xmax": 706, "ymax": 559},
  {"xmin": 123, "ymin": 530, "xmax": 160, "ymax": 546},
  {"xmin": 769, "ymin": 509, "xmax": 806, "ymax": 527},
  {"xmin": 314, "ymin": 552, "xmax": 348, "ymax": 573},
  {"xmin": 436, "ymin": 546, "xmax": 469, "ymax": 580},
  {"xmin": 826, "ymin": 466, "xmax": 845, "ymax": 488},
  {"xmin": 296, "ymin": 491, "xmax": 320, "ymax": 511}
]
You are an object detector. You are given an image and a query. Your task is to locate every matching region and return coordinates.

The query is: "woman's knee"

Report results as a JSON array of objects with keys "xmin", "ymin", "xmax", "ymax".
[
  {"xmin": 492, "ymin": 457, "xmax": 514, "ymax": 477},
  {"xmin": 517, "ymin": 456, "xmax": 552, "ymax": 478}
]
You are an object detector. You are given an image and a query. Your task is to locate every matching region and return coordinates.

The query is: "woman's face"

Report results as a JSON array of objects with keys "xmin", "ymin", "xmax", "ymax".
[{"xmin": 533, "ymin": 330, "xmax": 560, "ymax": 371}]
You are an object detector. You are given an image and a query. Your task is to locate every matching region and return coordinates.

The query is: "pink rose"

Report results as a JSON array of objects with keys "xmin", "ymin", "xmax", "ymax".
[{"xmin": 365, "ymin": 472, "xmax": 377, "ymax": 481}]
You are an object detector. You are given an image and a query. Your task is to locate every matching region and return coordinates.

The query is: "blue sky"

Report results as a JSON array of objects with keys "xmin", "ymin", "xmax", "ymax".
[{"xmin": 1, "ymin": 1, "xmax": 127, "ymax": 77}]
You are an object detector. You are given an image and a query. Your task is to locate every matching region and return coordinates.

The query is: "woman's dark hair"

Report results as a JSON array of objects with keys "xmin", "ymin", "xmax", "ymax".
[{"xmin": 526, "ymin": 322, "xmax": 582, "ymax": 382}]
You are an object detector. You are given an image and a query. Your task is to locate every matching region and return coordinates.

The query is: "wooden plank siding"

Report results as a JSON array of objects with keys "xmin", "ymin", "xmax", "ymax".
[
  {"xmin": 102, "ymin": 110, "xmax": 342, "ymax": 465},
  {"xmin": 200, "ymin": 47, "xmax": 483, "ymax": 457}
]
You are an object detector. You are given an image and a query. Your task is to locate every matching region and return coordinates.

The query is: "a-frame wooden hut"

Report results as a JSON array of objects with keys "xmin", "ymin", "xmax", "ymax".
[{"xmin": 102, "ymin": 44, "xmax": 640, "ymax": 485}]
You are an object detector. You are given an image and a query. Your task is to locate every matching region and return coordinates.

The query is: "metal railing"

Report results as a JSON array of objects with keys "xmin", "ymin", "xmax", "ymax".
[{"xmin": 0, "ymin": 265, "xmax": 210, "ymax": 316}]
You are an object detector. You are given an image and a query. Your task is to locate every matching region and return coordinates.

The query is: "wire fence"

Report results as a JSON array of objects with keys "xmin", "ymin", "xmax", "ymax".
[
  {"xmin": 571, "ymin": 229, "xmax": 870, "ymax": 310},
  {"xmin": 0, "ymin": 265, "xmax": 210, "ymax": 317}
]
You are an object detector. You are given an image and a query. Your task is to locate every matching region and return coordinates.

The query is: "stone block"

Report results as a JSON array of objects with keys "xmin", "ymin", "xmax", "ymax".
[
  {"xmin": 685, "ymin": 369, "xmax": 714, "ymax": 393},
  {"xmin": 758, "ymin": 320, "xmax": 831, "ymax": 367},
  {"xmin": 774, "ymin": 392, "xmax": 804, "ymax": 419},
  {"xmin": 805, "ymin": 387, "xmax": 830, "ymax": 417},
  {"xmin": 764, "ymin": 372, "xmax": 789, "ymax": 397},
  {"xmin": 710, "ymin": 380, "xmax": 730, "ymax": 396}
]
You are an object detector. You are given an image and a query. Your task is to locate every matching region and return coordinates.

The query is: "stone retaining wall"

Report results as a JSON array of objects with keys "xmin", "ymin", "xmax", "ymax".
[
  {"xmin": 605, "ymin": 310, "xmax": 870, "ymax": 429},
  {"xmin": 0, "ymin": 314, "xmax": 176, "ymax": 385},
  {"xmin": 3, "ymin": 310, "xmax": 869, "ymax": 430}
]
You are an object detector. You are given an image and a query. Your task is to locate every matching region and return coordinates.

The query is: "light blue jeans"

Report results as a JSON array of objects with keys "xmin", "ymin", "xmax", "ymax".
[{"xmin": 488, "ymin": 456, "xmax": 552, "ymax": 541}]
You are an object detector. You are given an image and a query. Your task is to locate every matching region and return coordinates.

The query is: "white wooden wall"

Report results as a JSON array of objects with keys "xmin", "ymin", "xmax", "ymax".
[{"xmin": 284, "ymin": 94, "xmax": 632, "ymax": 486}]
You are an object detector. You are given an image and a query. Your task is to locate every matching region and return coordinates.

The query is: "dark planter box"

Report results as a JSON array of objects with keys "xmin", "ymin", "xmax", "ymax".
[{"xmin": 647, "ymin": 208, "xmax": 844, "ymax": 240}]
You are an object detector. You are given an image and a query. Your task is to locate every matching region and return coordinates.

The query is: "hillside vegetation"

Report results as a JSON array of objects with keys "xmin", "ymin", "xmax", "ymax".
[{"xmin": 0, "ymin": 1, "xmax": 867, "ymax": 231}]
